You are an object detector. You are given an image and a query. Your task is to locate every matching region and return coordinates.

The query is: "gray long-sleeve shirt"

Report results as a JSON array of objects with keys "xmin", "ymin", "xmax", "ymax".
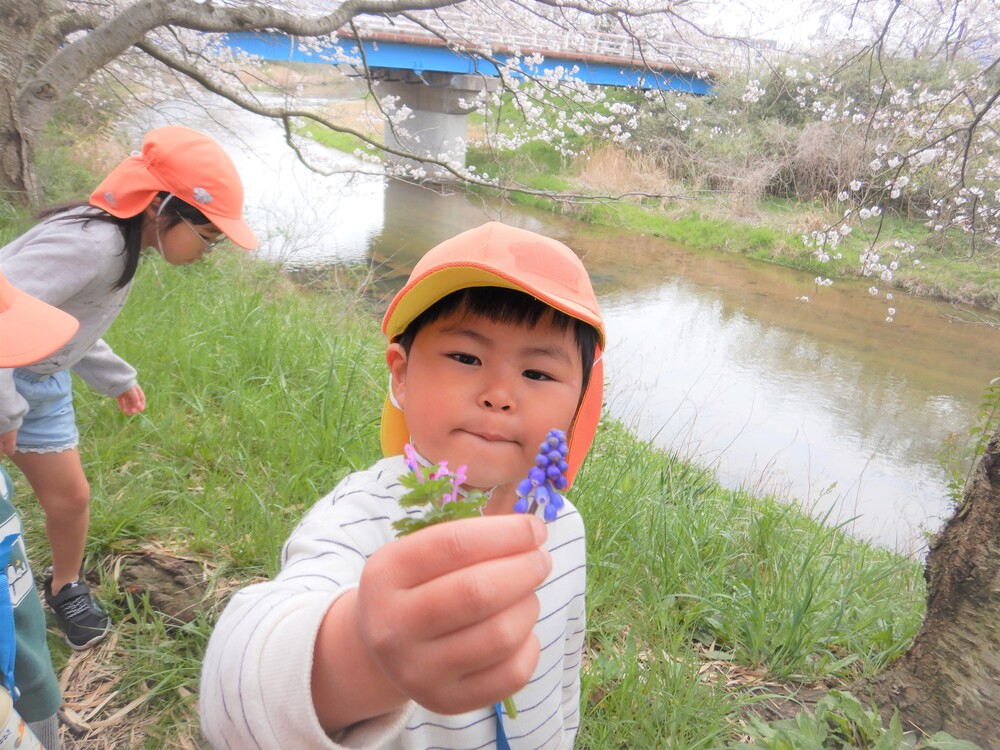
[{"xmin": 0, "ymin": 208, "xmax": 137, "ymax": 434}]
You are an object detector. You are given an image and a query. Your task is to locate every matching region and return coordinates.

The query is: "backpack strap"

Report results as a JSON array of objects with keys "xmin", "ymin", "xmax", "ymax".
[
  {"xmin": 494, "ymin": 702, "xmax": 512, "ymax": 750},
  {"xmin": 0, "ymin": 532, "xmax": 21, "ymax": 699}
]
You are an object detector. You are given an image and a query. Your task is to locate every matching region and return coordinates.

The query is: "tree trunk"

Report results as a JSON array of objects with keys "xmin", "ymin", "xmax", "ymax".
[
  {"xmin": 865, "ymin": 428, "xmax": 1000, "ymax": 747},
  {"xmin": 0, "ymin": 1, "xmax": 47, "ymax": 202}
]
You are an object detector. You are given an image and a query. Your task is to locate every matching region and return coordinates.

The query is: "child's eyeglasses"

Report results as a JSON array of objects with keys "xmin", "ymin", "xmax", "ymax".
[{"xmin": 180, "ymin": 217, "xmax": 225, "ymax": 252}]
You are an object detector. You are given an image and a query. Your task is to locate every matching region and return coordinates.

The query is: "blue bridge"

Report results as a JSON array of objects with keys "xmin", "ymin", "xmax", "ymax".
[
  {"xmin": 224, "ymin": 20, "xmax": 715, "ymax": 179},
  {"xmin": 225, "ymin": 29, "xmax": 714, "ymax": 94}
]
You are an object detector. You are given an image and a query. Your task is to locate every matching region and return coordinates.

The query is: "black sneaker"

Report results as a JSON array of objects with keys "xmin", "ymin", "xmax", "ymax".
[{"xmin": 43, "ymin": 576, "xmax": 110, "ymax": 650}]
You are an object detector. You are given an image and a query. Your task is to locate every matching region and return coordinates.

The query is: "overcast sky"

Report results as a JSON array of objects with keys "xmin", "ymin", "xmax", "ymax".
[{"xmin": 702, "ymin": 0, "xmax": 822, "ymax": 47}]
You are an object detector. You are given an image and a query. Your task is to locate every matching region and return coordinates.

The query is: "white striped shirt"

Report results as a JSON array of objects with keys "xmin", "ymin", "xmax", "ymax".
[{"xmin": 200, "ymin": 455, "xmax": 586, "ymax": 749}]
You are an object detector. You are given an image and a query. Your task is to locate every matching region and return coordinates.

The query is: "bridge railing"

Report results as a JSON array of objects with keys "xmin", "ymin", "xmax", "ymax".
[
  {"xmin": 340, "ymin": 9, "xmax": 728, "ymax": 72},
  {"xmin": 274, "ymin": 0, "xmax": 744, "ymax": 71}
]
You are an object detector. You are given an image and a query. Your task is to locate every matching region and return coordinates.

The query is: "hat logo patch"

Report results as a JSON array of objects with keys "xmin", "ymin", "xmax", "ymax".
[
  {"xmin": 192, "ymin": 187, "xmax": 213, "ymax": 205},
  {"xmin": 103, "ymin": 191, "xmax": 118, "ymax": 208}
]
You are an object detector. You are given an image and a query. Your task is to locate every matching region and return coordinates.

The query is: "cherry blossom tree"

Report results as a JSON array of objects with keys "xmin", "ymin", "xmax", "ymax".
[
  {"xmin": 0, "ymin": 0, "xmax": 711, "ymax": 203},
  {"xmin": 631, "ymin": 0, "xmax": 998, "ymax": 319},
  {"xmin": 797, "ymin": 0, "xmax": 1000, "ymax": 316}
]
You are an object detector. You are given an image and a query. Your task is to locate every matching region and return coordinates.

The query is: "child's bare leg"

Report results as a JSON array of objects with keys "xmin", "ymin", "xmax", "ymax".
[
  {"xmin": 13, "ymin": 447, "xmax": 108, "ymax": 650},
  {"xmin": 12, "ymin": 448, "xmax": 89, "ymax": 590}
]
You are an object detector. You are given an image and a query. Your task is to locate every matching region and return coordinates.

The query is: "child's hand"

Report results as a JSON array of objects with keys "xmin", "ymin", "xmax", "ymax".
[
  {"xmin": 312, "ymin": 513, "xmax": 550, "ymax": 730},
  {"xmin": 359, "ymin": 514, "xmax": 550, "ymax": 714},
  {"xmin": 116, "ymin": 384, "xmax": 146, "ymax": 415}
]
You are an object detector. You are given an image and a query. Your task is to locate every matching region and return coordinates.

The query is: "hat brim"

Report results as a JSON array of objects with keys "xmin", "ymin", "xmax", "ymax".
[
  {"xmin": 384, "ymin": 265, "xmax": 604, "ymax": 346},
  {"xmin": 0, "ymin": 276, "xmax": 79, "ymax": 367},
  {"xmin": 206, "ymin": 213, "xmax": 259, "ymax": 251},
  {"xmin": 380, "ymin": 350, "xmax": 603, "ymax": 491}
]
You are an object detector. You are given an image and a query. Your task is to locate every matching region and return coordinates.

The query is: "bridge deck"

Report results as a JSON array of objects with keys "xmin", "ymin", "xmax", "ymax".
[{"xmin": 225, "ymin": 25, "xmax": 714, "ymax": 93}]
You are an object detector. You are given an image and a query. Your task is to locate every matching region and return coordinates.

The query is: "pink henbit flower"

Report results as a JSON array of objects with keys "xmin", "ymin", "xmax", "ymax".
[
  {"xmin": 403, "ymin": 444, "xmax": 423, "ymax": 478},
  {"xmin": 441, "ymin": 465, "xmax": 468, "ymax": 505},
  {"xmin": 393, "ymin": 447, "xmax": 486, "ymax": 537}
]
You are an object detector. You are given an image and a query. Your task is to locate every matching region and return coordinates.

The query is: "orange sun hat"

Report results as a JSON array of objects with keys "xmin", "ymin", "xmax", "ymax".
[
  {"xmin": 89, "ymin": 126, "xmax": 258, "ymax": 251},
  {"xmin": 0, "ymin": 272, "xmax": 79, "ymax": 367},
  {"xmin": 381, "ymin": 221, "xmax": 605, "ymax": 489}
]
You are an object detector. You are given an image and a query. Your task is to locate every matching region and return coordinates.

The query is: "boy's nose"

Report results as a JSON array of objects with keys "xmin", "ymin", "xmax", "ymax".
[{"xmin": 482, "ymin": 397, "xmax": 511, "ymax": 412}]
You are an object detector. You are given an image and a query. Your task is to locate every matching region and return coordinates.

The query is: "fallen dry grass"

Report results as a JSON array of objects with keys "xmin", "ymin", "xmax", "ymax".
[
  {"xmin": 49, "ymin": 545, "xmax": 266, "ymax": 750},
  {"xmin": 58, "ymin": 632, "xmax": 201, "ymax": 750},
  {"xmin": 577, "ymin": 144, "xmax": 678, "ymax": 199}
]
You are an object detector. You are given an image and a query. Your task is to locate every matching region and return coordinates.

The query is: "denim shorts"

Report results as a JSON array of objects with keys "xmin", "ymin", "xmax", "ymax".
[{"xmin": 12, "ymin": 369, "xmax": 79, "ymax": 453}]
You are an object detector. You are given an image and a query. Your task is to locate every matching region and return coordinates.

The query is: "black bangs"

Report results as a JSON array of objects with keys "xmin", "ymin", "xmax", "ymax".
[{"xmin": 396, "ymin": 286, "xmax": 598, "ymax": 395}]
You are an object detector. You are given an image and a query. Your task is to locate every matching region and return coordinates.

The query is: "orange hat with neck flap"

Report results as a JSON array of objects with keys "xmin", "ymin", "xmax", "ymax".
[{"xmin": 380, "ymin": 221, "xmax": 605, "ymax": 489}]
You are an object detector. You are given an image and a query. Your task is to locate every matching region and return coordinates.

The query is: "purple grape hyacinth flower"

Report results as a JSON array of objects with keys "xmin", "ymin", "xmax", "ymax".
[{"xmin": 514, "ymin": 429, "xmax": 569, "ymax": 522}]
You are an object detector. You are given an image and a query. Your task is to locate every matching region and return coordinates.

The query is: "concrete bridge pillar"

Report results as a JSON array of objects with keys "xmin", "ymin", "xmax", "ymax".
[{"xmin": 372, "ymin": 70, "xmax": 496, "ymax": 182}]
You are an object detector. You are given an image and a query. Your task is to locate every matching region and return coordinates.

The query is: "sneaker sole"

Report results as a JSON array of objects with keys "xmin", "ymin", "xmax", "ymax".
[{"xmin": 64, "ymin": 624, "xmax": 110, "ymax": 651}]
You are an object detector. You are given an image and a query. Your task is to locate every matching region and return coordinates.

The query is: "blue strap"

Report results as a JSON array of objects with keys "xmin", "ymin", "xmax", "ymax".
[
  {"xmin": 494, "ymin": 702, "xmax": 511, "ymax": 750},
  {"xmin": 0, "ymin": 533, "xmax": 20, "ymax": 699}
]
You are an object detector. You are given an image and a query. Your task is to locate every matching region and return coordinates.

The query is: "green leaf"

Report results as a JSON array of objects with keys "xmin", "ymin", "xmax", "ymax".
[
  {"xmin": 393, "ymin": 462, "xmax": 488, "ymax": 531},
  {"xmin": 393, "ymin": 495, "xmax": 487, "ymax": 536},
  {"xmin": 923, "ymin": 733, "xmax": 987, "ymax": 750}
]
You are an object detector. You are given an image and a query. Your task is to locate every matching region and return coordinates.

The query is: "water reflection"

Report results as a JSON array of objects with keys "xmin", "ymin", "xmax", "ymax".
[{"xmin": 136, "ymin": 100, "xmax": 999, "ymax": 552}]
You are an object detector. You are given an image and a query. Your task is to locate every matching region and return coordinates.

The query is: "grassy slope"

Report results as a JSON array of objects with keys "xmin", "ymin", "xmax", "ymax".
[
  {"xmin": 2, "ymin": 124, "xmax": 934, "ymax": 748},
  {"xmin": 8, "ymin": 251, "xmax": 923, "ymax": 747}
]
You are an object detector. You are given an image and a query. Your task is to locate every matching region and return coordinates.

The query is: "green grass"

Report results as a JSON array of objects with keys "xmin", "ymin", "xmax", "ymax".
[
  {"xmin": 297, "ymin": 119, "xmax": 383, "ymax": 159},
  {"xmin": 0, "ymin": 247, "xmax": 928, "ymax": 747}
]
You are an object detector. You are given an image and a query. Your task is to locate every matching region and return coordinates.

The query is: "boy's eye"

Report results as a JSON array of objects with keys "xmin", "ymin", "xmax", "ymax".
[
  {"xmin": 524, "ymin": 369, "xmax": 553, "ymax": 381},
  {"xmin": 449, "ymin": 352, "xmax": 480, "ymax": 366}
]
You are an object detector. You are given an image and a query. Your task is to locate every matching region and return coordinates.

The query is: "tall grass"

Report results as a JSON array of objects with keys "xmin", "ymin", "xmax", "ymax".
[
  {"xmin": 74, "ymin": 254, "xmax": 387, "ymax": 572},
  {"xmin": 571, "ymin": 422, "xmax": 924, "ymax": 746}
]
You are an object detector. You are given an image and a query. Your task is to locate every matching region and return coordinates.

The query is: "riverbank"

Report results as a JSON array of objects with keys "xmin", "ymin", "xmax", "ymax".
[{"xmin": 3, "ymin": 134, "xmax": 934, "ymax": 746}]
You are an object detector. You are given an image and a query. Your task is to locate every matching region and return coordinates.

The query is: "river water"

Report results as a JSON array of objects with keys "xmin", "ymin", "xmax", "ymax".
[{"xmin": 137, "ymin": 99, "xmax": 1000, "ymax": 552}]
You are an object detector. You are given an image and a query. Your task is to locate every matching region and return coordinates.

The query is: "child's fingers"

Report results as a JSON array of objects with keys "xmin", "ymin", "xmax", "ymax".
[
  {"xmin": 412, "ymin": 630, "xmax": 542, "ymax": 716},
  {"xmin": 385, "ymin": 514, "xmax": 547, "ymax": 589},
  {"xmin": 451, "ymin": 632, "xmax": 542, "ymax": 714},
  {"xmin": 116, "ymin": 385, "xmax": 147, "ymax": 414},
  {"xmin": 404, "ymin": 547, "xmax": 551, "ymax": 639},
  {"xmin": 360, "ymin": 542, "xmax": 550, "ymax": 654},
  {"xmin": 0, "ymin": 430, "xmax": 16, "ymax": 457},
  {"xmin": 360, "ymin": 588, "xmax": 543, "ymax": 715},
  {"xmin": 418, "ymin": 590, "xmax": 541, "ymax": 678}
]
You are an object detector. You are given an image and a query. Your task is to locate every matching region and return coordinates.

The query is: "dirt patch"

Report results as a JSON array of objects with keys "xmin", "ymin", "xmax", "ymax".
[
  {"xmin": 55, "ymin": 548, "xmax": 222, "ymax": 749},
  {"xmin": 111, "ymin": 552, "xmax": 210, "ymax": 625}
]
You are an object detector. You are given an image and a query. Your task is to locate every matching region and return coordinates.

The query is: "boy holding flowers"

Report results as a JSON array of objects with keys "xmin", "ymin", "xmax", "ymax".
[{"xmin": 201, "ymin": 222, "xmax": 605, "ymax": 749}]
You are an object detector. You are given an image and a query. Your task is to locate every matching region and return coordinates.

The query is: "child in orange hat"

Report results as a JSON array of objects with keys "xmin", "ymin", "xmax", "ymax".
[
  {"xmin": 201, "ymin": 222, "xmax": 604, "ymax": 749},
  {"xmin": 0, "ymin": 125, "xmax": 257, "ymax": 651},
  {"xmin": 0, "ymin": 270, "xmax": 80, "ymax": 749}
]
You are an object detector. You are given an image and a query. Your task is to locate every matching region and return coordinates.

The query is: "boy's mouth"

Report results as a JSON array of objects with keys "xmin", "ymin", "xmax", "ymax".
[{"xmin": 464, "ymin": 428, "xmax": 514, "ymax": 444}]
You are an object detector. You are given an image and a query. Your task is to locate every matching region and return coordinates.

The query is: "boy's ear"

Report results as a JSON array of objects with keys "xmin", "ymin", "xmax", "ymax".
[{"xmin": 385, "ymin": 343, "xmax": 408, "ymax": 408}]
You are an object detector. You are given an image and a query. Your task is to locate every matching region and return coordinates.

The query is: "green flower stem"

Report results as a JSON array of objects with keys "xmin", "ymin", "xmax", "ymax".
[{"xmin": 502, "ymin": 695, "xmax": 518, "ymax": 720}]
